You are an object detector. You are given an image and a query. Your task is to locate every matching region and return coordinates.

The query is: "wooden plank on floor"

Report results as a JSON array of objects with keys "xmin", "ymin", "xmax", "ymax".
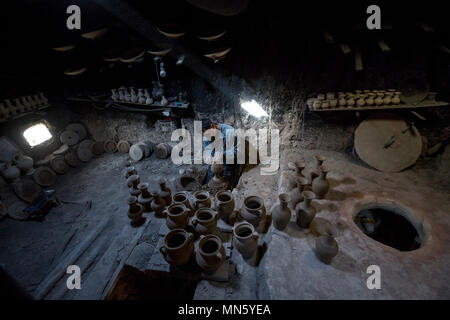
[{"xmin": 33, "ymin": 215, "xmax": 112, "ymax": 300}]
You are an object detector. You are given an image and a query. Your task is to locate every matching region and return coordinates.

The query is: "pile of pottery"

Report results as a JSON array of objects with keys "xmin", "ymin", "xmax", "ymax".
[
  {"xmin": 110, "ymin": 86, "xmax": 170, "ymax": 107},
  {"xmin": 271, "ymin": 155, "xmax": 338, "ymax": 264},
  {"xmin": 0, "ymin": 93, "xmax": 49, "ymax": 122},
  {"xmin": 1, "ymin": 152, "xmax": 35, "ymax": 184},
  {"xmin": 307, "ymin": 90, "xmax": 402, "ymax": 110}
]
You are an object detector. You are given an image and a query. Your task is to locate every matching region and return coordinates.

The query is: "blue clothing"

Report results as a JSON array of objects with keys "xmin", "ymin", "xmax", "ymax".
[{"xmin": 202, "ymin": 123, "xmax": 239, "ymax": 158}]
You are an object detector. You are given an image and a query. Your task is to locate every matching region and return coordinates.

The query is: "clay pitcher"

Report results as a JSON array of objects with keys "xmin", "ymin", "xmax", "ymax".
[
  {"xmin": 137, "ymin": 183, "xmax": 153, "ymax": 212},
  {"xmin": 158, "ymin": 178, "xmax": 172, "ymax": 205},
  {"xmin": 164, "ymin": 203, "xmax": 192, "ymax": 229},
  {"xmin": 312, "ymin": 166, "xmax": 329, "ymax": 199},
  {"xmin": 232, "ymin": 221, "xmax": 259, "ymax": 259},
  {"xmin": 289, "ymin": 176, "xmax": 309, "ymax": 209},
  {"xmin": 193, "ymin": 191, "xmax": 211, "ymax": 210},
  {"xmin": 192, "ymin": 208, "xmax": 219, "ymax": 235},
  {"xmin": 315, "ymin": 233, "xmax": 339, "ymax": 264},
  {"xmin": 150, "ymin": 191, "xmax": 166, "ymax": 217},
  {"xmin": 295, "ymin": 191, "xmax": 316, "ymax": 228},
  {"xmin": 288, "ymin": 161, "xmax": 305, "ymax": 187},
  {"xmin": 271, "ymin": 193, "xmax": 291, "ymax": 231},
  {"xmin": 127, "ymin": 196, "xmax": 145, "ymax": 227},
  {"xmin": 311, "ymin": 155, "xmax": 326, "ymax": 181},
  {"xmin": 215, "ymin": 190, "xmax": 235, "ymax": 224},
  {"xmin": 160, "ymin": 228, "xmax": 194, "ymax": 266},
  {"xmin": 172, "ymin": 191, "xmax": 193, "ymax": 211},
  {"xmin": 125, "ymin": 166, "xmax": 137, "ymax": 179},
  {"xmin": 240, "ymin": 196, "xmax": 266, "ymax": 229},
  {"xmin": 127, "ymin": 174, "xmax": 141, "ymax": 197},
  {"xmin": 195, "ymin": 234, "xmax": 225, "ymax": 272}
]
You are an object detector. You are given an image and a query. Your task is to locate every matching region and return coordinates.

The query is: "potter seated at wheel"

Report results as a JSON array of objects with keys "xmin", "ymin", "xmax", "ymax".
[{"xmin": 201, "ymin": 119, "xmax": 243, "ymax": 188}]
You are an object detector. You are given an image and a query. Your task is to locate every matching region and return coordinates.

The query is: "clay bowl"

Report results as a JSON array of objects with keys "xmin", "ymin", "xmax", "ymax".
[{"xmin": 157, "ymin": 24, "xmax": 186, "ymax": 39}]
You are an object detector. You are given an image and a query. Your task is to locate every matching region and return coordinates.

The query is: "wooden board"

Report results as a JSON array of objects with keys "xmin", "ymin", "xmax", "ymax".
[
  {"xmin": 312, "ymin": 101, "xmax": 448, "ymax": 112},
  {"xmin": 354, "ymin": 114, "xmax": 423, "ymax": 172}
]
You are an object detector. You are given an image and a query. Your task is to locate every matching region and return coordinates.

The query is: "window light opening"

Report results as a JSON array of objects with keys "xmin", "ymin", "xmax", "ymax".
[{"xmin": 23, "ymin": 122, "xmax": 52, "ymax": 147}]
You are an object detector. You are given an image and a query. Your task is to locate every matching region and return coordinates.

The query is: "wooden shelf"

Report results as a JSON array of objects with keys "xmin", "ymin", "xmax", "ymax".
[
  {"xmin": 311, "ymin": 101, "xmax": 448, "ymax": 112},
  {"xmin": 66, "ymin": 96, "xmax": 190, "ymax": 110}
]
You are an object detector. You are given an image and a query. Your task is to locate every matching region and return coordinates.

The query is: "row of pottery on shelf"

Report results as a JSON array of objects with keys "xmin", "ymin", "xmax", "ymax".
[
  {"xmin": 0, "ymin": 93, "xmax": 49, "ymax": 121},
  {"xmin": 307, "ymin": 90, "xmax": 402, "ymax": 110},
  {"xmin": 111, "ymin": 87, "xmax": 170, "ymax": 107}
]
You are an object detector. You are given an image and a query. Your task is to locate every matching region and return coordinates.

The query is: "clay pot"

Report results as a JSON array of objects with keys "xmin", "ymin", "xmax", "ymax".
[
  {"xmin": 208, "ymin": 163, "xmax": 228, "ymax": 191},
  {"xmin": 164, "ymin": 203, "xmax": 192, "ymax": 230},
  {"xmin": 321, "ymin": 100, "xmax": 330, "ymax": 109},
  {"xmin": 151, "ymin": 192, "xmax": 166, "ymax": 217},
  {"xmin": 233, "ymin": 221, "xmax": 259, "ymax": 259},
  {"xmin": 392, "ymin": 92, "xmax": 401, "ymax": 105},
  {"xmin": 240, "ymin": 196, "xmax": 266, "ymax": 229},
  {"xmin": 346, "ymin": 94, "xmax": 355, "ymax": 107},
  {"xmin": 312, "ymin": 166, "xmax": 329, "ymax": 199},
  {"xmin": 289, "ymin": 177, "xmax": 309, "ymax": 209},
  {"xmin": 366, "ymin": 93, "xmax": 376, "ymax": 106},
  {"xmin": 125, "ymin": 166, "xmax": 137, "ymax": 179},
  {"xmin": 160, "ymin": 228, "xmax": 194, "ymax": 266},
  {"xmin": 326, "ymin": 92, "xmax": 335, "ymax": 100},
  {"xmin": 295, "ymin": 191, "xmax": 316, "ymax": 228},
  {"xmin": 329, "ymin": 98, "xmax": 338, "ymax": 108},
  {"xmin": 192, "ymin": 208, "xmax": 218, "ymax": 235},
  {"xmin": 383, "ymin": 92, "xmax": 393, "ymax": 105},
  {"xmin": 271, "ymin": 193, "xmax": 291, "ymax": 231},
  {"xmin": 375, "ymin": 93, "xmax": 384, "ymax": 106},
  {"xmin": 12, "ymin": 153, "xmax": 34, "ymax": 173},
  {"xmin": 315, "ymin": 234, "xmax": 339, "ymax": 264},
  {"xmin": 215, "ymin": 190, "xmax": 235, "ymax": 224},
  {"xmin": 138, "ymin": 183, "xmax": 153, "ymax": 212},
  {"xmin": 155, "ymin": 143, "xmax": 172, "ymax": 159},
  {"xmin": 2, "ymin": 162, "xmax": 20, "ymax": 182},
  {"xmin": 172, "ymin": 191, "xmax": 193, "ymax": 211},
  {"xmin": 195, "ymin": 234, "xmax": 225, "ymax": 272},
  {"xmin": 127, "ymin": 196, "xmax": 145, "ymax": 227},
  {"xmin": 158, "ymin": 178, "xmax": 172, "ymax": 205},
  {"xmin": 312, "ymin": 100, "xmax": 321, "ymax": 110},
  {"xmin": 356, "ymin": 94, "xmax": 366, "ymax": 107},
  {"xmin": 338, "ymin": 96, "xmax": 347, "ymax": 108},
  {"xmin": 193, "ymin": 191, "xmax": 211, "ymax": 210},
  {"xmin": 288, "ymin": 161, "xmax": 305, "ymax": 186},
  {"xmin": 311, "ymin": 155, "xmax": 326, "ymax": 181},
  {"xmin": 127, "ymin": 174, "xmax": 141, "ymax": 197},
  {"xmin": 316, "ymin": 93, "xmax": 325, "ymax": 101}
]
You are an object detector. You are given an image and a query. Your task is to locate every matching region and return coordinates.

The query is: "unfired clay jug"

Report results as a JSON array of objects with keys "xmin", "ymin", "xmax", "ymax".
[
  {"xmin": 158, "ymin": 178, "xmax": 172, "ymax": 205},
  {"xmin": 295, "ymin": 191, "xmax": 316, "ymax": 228},
  {"xmin": 346, "ymin": 94, "xmax": 355, "ymax": 107},
  {"xmin": 127, "ymin": 174, "xmax": 141, "ymax": 197},
  {"xmin": 13, "ymin": 153, "xmax": 34, "ymax": 173},
  {"xmin": 195, "ymin": 234, "xmax": 225, "ymax": 272},
  {"xmin": 193, "ymin": 191, "xmax": 211, "ymax": 210},
  {"xmin": 240, "ymin": 196, "xmax": 266, "ymax": 229},
  {"xmin": 215, "ymin": 190, "xmax": 235, "ymax": 224},
  {"xmin": 233, "ymin": 221, "xmax": 259, "ymax": 259},
  {"xmin": 271, "ymin": 193, "xmax": 291, "ymax": 231},
  {"xmin": 125, "ymin": 166, "xmax": 137, "ymax": 179},
  {"xmin": 375, "ymin": 93, "xmax": 384, "ymax": 106},
  {"xmin": 192, "ymin": 208, "xmax": 218, "ymax": 235},
  {"xmin": 160, "ymin": 228, "xmax": 194, "ymax": 266},
  {"xmin": 311, "ymin": 155, "xmax": 326, "ymax": 181},
  {"xmin": 127, "ymin": 196, "xmax": 145, "ymax": 227},
  {"xmin": 151, "ymin": 191, "xmax": 166, "ymax": 217},
  {"xmin": 392, "ymin": 92, "xmax": 401, "ymax": 105},
  {"xmin": 288, "ymin": 161, "xmax": 305, "ymax": 187},
  {"xmin": 2, "ymin": 162, "xmax": 21, "ymax": 182},
  {"xmin": 289, "ymin": 176, "xmax": 309, "ymax": 209},
  {"xmin": 312, "ymin": 166, "xmax": 329, "ymax": 199},
  {"xmin": 172, "ymin": 191, "xmax": 192, "ymax": 210},
  {"xmin": 315, "ymin": 234, "xmax": 339, "ymax": 264},
  {"xmin": 138, "ymin": 183, "xmax": 153, "ymax": 212},
  {"xmin": 164, "ymin": 203, "xmax": 192, "ymax": 229}
]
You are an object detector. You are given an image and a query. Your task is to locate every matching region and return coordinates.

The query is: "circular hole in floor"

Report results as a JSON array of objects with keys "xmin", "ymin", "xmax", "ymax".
[{"xmin": 354, "ymin": 204, "xmax": 422, "ymax": 251}]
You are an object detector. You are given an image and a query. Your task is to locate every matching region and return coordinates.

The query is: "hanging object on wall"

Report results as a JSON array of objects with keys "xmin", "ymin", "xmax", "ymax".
[
  {"xmin": 354, "ymin": 113, "xmax": 423, "ymax": 172},
  {"xmin": 81, "ymin": 27, "xmax": 108, "ymax": 40},
  {"xmin": 157, "ymin": 24, "xmax": 186, "ymax": 39}
]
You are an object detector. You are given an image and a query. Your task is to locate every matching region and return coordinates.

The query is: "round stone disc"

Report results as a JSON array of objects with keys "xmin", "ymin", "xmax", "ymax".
[
  {"xmin": 60, "ymin": 130, "xmax": 79, "ymax": 146},
  {"xmin": 354, "ymin": 114, "xmax": 423, "ymax": 172},
  {"xmin": 77, "ymin": 139, "xmax": 94, "ymax": 162},
  {"xmin": 64, "ymin": 150, "xmax": 81, "ymax": 167},
  {"xmin": 66, "ymin": 123, "xmax": 87, "ymax": 140},
  {"xmin": 53, "ymin": 144, "xmax": 69, "ymax": 156},
  {"xmin": 129, "ymin": 144, "xmax": 145, "ymax": 161},
  {"xmin": 50, "ymin": 155, "xmax": 70, "ymax": 174},
  {"xmin": 91, "ymin": 141, "xmax": 105, "ymax": 156},
  {"xmin": 8, "ymin": 201, "xmax": 30, "ymax": 220},
  {"xmin": 104, "ymin": 140, "xmax": 117, "ymax": 153},
  {"xmin": 33, "ymin": 166, "xmax": 57, "ymax": 187},
  {"xmin": 117, "ymin": 140, "xmax": 130, "ymax": 154}
]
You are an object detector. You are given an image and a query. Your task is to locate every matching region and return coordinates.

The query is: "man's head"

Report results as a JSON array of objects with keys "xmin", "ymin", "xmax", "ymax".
[{"xmin": 201, "ymin": 119, "xmax": 218, "ymax": 133}]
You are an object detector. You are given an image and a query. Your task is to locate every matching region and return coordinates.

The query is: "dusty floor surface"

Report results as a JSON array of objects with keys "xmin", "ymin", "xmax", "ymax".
[{"xmin": 0, "ymin": 145, "xmax": 449, "ymax": 299}]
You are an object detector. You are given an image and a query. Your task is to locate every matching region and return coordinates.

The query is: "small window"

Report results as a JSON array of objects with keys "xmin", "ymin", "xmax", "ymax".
[{"xmin": 23, "ymin": 122, "xmax": 53, "ymax": 147}]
